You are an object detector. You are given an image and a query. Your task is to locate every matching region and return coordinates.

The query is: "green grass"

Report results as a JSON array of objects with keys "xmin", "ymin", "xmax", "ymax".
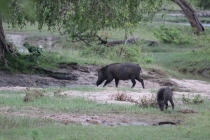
[
  {"xmin": 0, "ymin": 89, "xmax": 148, "ymax": 114},
  {"xmin": 1, "ymin": 13, "xmax": 210, "ymax": 139},
  {"xmin": 0, "ymin": 103, "xmax": 210, "ymax": 140},
  {"xmin": 3, "ymin": 19, "xmax": 210, "ymax": 77},
  {"xmin": 1, "ymin": 87, "xmax": 210, "ymax": 139},
  {"xmin": 0, "ymin": 119, "xmax": 210, "ymax": 140},
  {"xmin": 151, "ymin": 51, "xmax": 210, "ymax": 81}
]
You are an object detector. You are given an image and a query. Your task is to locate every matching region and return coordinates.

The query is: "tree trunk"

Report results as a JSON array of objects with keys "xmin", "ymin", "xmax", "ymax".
[
  {"xmin": 171, "ymin": 0, "xmax": 204, "ymax": 35},
  {"xmin": 0, "ymin": 16, "xmax": 15, "ymax": 66},
  {"xmin": 0, "ymin": 16, "xmax": 6, "ymax": 64}
]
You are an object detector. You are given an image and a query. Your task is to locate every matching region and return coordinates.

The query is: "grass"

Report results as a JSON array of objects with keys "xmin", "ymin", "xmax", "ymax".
[
  {"xmin": 0, "ymin": 89, "xmax": 210, "ymax": 140},
  {"xmin": 1, "ymin": 120, "xmax": 210, "ymax": 140},
  {"xmin": 151, "ymin": 51, "xmax": 210, "ymax": 81},
  {"xmin": 1, "ymin": 11, "xmax": 210, "ymax": 139},
  {"xmin": 3, "ymin": 20, "xmax": 210, "ymax": 77},
  {"xmin": 0, "ymin": 89, "xmax": 150, "ymax": 114},
  {"xmin": 1, "ymin": 84, "xmax": 210, "ymax": 140}
]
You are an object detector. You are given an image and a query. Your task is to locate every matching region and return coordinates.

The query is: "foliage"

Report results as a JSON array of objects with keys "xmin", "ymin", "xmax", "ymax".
[
  {"xmin": 3, "ymin": 0, "xmax": 163, "ymax": 43},
  {"xmin": 154, "ymin": 25, "xmax": 190, "ymax": 44},
  {"xmin": 0, "ymin": 53, "xmax": 33, "ymax": 73},
  {"xmin": 81, "ymin": 44, "xmax": 141, "ymax": 62},
  {"xmin": 182, "ymin": 94, "xmax": 203, "ymax": 104},
  {"xmin": 23, "ymin": 42, "xmax": 43, "ymax": 63},
  {"xmin": 145, "ymin": 57, "xmax": 153, "ymax": 64}
]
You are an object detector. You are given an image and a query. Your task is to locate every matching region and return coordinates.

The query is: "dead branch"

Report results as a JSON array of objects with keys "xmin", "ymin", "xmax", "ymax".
[
  {"xmin": 153, "ymin": 121, "xmax": 181, "ymax": 126},
  {"xmin": 34, "ymin": 66, "xmax": 78, "ymax": 80},
  {"xmin": 96, "ymin": 34, "xmax": 139, "ymax": 46}
]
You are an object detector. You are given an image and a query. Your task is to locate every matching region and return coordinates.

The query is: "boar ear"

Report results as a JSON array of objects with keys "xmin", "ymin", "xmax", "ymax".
[
  {"xmin": 96, "ymin": 67, "xmax": 101, "ymax": 72},
  {"xmin": 96, "ymin": 66, "xmax": 103, "ymax": 72}
]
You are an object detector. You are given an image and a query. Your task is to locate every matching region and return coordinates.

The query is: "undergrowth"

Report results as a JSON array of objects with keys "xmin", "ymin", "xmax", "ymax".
[
  {"xmin": 154, "ymin": 24, "xmax": 190, "ymax": 44},
  {"xmin": 81, "ymin": 44, "xmax": 142, "ymax": 62}
]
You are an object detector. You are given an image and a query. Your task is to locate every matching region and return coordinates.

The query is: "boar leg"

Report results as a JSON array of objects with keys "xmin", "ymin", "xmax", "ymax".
[
  {"xmin": 169, "ymin": 99, "xmax": 174, "ymax": 110},
  {"xmin": 130, "ymin": 77, "xmax": 136, "ymax": 88},
  {"xmin": 165, "ymin": 101, "xmax": 168, "ymax": 110},
  {"xmin": 136, "ymin": 77, "xmax": 144, "ymax": 89},
  {"xmin": 115, "ymin": 78, "xmax": 119, "ymax": 87},
  {"xmin": 103, "ymin": 76, "xmax": 114, "ymax": 87}
]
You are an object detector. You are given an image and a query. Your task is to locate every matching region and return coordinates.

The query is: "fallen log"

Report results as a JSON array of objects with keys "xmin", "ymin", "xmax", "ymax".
[
  {"xmin": 96, "ymin": 34, "xmax": 139, "ymax": 46},
  {"xmin": 153, "ymin": 121, "xmax": 181, "ymax": 126},
  {"xmin": 34, "ymin": 66, "xmax": 78, "ymax": 80}
]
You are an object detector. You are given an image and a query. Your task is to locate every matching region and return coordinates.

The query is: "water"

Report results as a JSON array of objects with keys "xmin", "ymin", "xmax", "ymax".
[
  {"xmin": 6, "ymin": 34, "xmax": 29, "ymax": 53},
  {"xmin": 178, "ymin": 23, "xmax": 210, "ymax": 27},
  {"xmin": 164, "ymin": 22, "xmax": 210, "ymax": 27}
]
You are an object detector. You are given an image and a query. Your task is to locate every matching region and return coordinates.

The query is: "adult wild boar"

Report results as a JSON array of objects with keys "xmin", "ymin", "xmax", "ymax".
[
  {"xmin": 157, "ymin": 87, "xmax": 174, "ymax": 111},
  {"xmin": 96, "ymin": 63, "xmax": 144, "ymax": 89}
]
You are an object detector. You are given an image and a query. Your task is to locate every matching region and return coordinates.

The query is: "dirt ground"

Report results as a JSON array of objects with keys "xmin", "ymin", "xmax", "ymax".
[
  {"xmin": 1, "ymin": 33, "xmax": 210, "ymax": 126},
  {"xmin": 1, "ymin": 64, "xmax": 210, "ymax": 126}
]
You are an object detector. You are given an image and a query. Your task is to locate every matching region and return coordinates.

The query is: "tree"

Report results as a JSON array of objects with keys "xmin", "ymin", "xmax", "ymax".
[
  {"xmin": 0, "ymin": 0, "xmax": 205, "ymax": 66},
  {"xmin": 0, "ymin": 0, "xmax": 163, "ymax": 65},
  {"xmin": 171, "ymin": 0, "xmax": 204, "ymax": 34},
  {"xmin": 0, "ymin": 1, "xmax": 9, "ymax": 65}
]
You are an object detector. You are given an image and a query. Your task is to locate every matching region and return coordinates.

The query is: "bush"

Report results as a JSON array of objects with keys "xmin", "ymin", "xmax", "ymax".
[
  {"xmin": 81, "ymin": 44, "xmax": 141, "ymax": 62},
  {"xmin": 1, "ymin": 52, "xmax": 34, "ymax": 73},
  {"xmin": 182, "ymin": 94, "xmax": 203, "ymax": 104},
  {"xmin": 154, "ymin": 25, "xmax": 190, "ymax": 44},
  {"xmin": 1, "ymin": 42, "xmax": 44, "ymax": 73},
  {"xmin": 23, "ymin": 42, "xmax": 43, "ymax": 63}
]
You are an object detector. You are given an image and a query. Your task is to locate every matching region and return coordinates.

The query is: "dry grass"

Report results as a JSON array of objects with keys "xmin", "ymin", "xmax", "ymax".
[
  {"xmin": 111, "ymin": 92, "xmax": 157, "ymax": 108},
  {"xmin": 111, "ymin": 93, "xmax": 138, "ymax": 104},
  {"xmin": 23, "ymin": 87, "xmax": 44, "ymax": 102},
  {"xmin": 139, "ymin": 94, "xmax": 157, "ymax": 108}
]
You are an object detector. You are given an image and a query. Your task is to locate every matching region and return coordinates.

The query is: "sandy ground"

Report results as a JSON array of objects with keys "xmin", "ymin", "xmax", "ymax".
[
  {"xmin": 1, "ymin": 33, "xmax": 209, "ymax": 126},
  {"xmin": 0, "ymin": 65, "xmax": 209, "ymax": 126}
]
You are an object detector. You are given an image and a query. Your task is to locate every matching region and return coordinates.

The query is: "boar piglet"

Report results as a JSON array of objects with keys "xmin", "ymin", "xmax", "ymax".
[
  {"xmin": 96, "ymin": 63, "xmax": 144, "ymax": 89},
  {"xmin": 157, "ymin": 87, "xmax": 174, "ymax": 111}
]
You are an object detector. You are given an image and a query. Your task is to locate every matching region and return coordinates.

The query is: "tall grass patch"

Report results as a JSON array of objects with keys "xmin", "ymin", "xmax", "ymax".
[
  {"xmin": 81, "ymin": 44, "xmax": 142, "ymax": 63},
  {"xmin": 153, "ymin": 52, "xmax": 210, "ymax": 74},
  {"xmin": 0, "ymin": 90, "xmax": 147, "ymax": 114}
]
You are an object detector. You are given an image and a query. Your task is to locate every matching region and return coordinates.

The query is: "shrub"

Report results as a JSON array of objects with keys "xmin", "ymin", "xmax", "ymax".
[
  {"xmin": 118, "ymin": 45, "xmax": 140, "ymax": 62},
  {"xmin": 154, "ymin": 25, "xmax": 190, "ymax": 45},
  {"xmin": 23, "ymin": 42, "xmax": 43, "ymax": 63},
  {"xmin": 81, "ymin": 44, "xmax": 141, "ymax": 62},
  {"xmin": 182, "ymin": 94, "xmax": 203, "ymax": 104},
  {"xmin": 1, "ymin": 52, "xmax": 33, "ymax": 73}
]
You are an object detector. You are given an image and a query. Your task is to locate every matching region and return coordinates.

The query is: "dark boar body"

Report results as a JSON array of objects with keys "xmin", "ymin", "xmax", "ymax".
[
  {"xmin": 96, "ymin": 63, "xmax": 144, "ymax": 89},
  {"xmin": 157, "ymin": 87, "xmax": 174, "ymax": 111}
]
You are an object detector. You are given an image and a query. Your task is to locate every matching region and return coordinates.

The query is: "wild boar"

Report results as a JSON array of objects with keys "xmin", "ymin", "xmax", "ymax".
[
  {"xmin": 157, "ymin": 87, "xmax": 174, "ymax": 111},
  {"xmin": 96, "ymin": 63, "xmax": 144, "ymax": 88}
]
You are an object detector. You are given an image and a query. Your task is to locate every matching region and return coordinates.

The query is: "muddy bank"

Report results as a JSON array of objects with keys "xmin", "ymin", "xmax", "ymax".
[
  {"xmin": 0, "ymin": 61, "xmax": 168, "ymax": 89},
  {"xmin": 0, "ymin": 64, "xmax": 98, "ymax": 88},
  {"xmin": 1, "ymin": 65, "xmax": 210, "ymax": 126}
]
